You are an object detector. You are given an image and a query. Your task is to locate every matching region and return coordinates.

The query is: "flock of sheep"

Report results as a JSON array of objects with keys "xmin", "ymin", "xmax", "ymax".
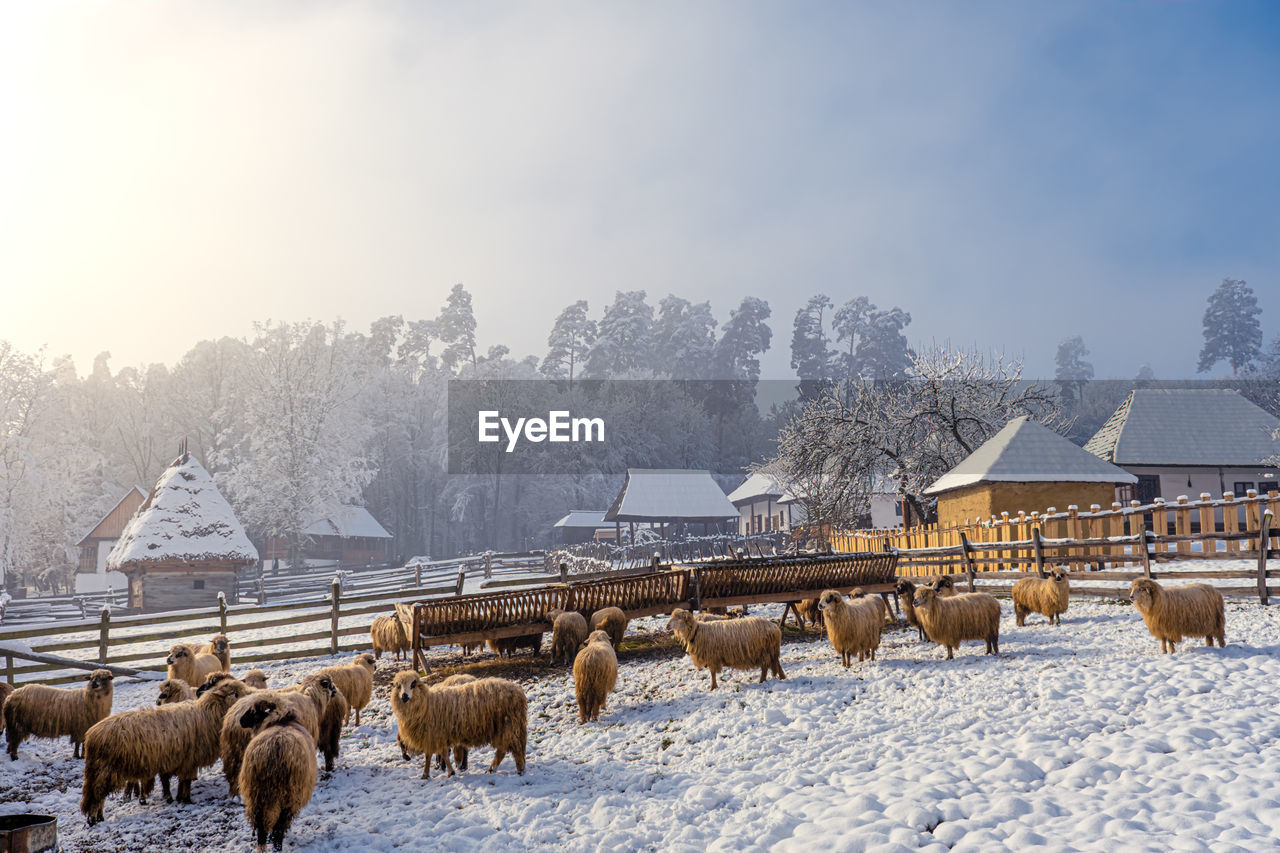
[{"xmin": 0, "ymin": 573, "xmax": 1229, "ymax": 851}]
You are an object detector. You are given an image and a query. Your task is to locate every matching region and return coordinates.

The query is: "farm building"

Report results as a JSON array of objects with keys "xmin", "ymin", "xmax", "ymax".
[
  {"xmin": 262, "ymin": 505, "xmax": 393, "ymax": 565},
  {"xmin": 733, "ymin": 472, "xmax": 898, "ymax": 534},
  {"xmin": 1084, "ymin": 388, "xmax": 1280, "ymax": 503},
  {"xmin": 552, "ymin": 510, "xmax": 610, "ymax": 545},
  {"xmin": 603, "ymin": 468, "xmax": 738, "ymax": 541},
  {"xmin": 924, "ymin": 416, "xmax": 1137, "ymax": 528},
  {"xmin": 74, "ymin": 486, "xmax": 145, "ymax": 594},
  {"xmin": 107, "ymin": 450, "xmax": 258, "ymax": 612}
]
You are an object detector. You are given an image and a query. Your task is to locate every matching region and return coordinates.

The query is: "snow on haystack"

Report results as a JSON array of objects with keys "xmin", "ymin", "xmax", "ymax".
[{"xmin": 107, "ymin": 453, "xmax": 258, "ymax": 569}]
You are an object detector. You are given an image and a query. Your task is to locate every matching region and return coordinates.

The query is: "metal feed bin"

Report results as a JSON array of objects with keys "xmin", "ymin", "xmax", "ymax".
[{"xmin": 0, "ymin": 814, "xmax": 57, "ymax": 853}]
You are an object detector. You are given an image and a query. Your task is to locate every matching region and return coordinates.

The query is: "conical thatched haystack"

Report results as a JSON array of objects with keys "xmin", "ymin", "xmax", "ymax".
[{"xmin": 108, "ymin": 449, "xmax": 258, "ymax": 612}]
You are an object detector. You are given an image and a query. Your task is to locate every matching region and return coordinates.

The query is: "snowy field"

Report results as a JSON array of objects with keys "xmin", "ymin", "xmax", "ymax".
[{"xmin": 4, "ymin": 594, "xmax": 1280, "ymax": 853}]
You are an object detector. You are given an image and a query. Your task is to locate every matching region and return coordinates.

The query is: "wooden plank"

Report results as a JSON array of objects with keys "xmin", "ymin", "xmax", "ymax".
[
  {"xmin": 1259, "ymin": 510, "xmax": 1272, "ymax": 605},
  {"xmin": 1224, "ymin": 493, "xmax": 1240, "ymax": 554}
]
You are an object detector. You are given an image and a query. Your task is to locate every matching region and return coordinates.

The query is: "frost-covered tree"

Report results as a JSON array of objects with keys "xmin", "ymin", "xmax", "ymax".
[
  {"xmin": 832, "ymin": 297, "xmax": 871, "ymax": 382},
  {"xmin": 652, "ymin": 296, "xmax": 717, "ymax": 379},
  {"xmin": 1197, "ymin": 278, "xmax": 1262, "ymax": 376},
  {"xmin": 217, "ymin": 321, "xmax": 377, "ymax": 565},
  {"xmin": 855, "ymin": 307, "xmax": 913, "ymax": 380},
  {"xmin": 790, "ymin": 294, "xmax": 834, "ymax": 396},
  {"xmin": 168, "ymin": 337, "xmax": 249, "ymax": 474},
  {"xmin": 437, "ymin": 283, "xmax": 479, "ymax": 373},
  {"xmin": 583, "ymin": 290, "xmax": 654, "ymax": 377},
  {"xmin": 540, "ymin": 300, "xmax": 596, "ymax": 383},
  {"xmin": 1055, "ymin": 336, "xmax": 1094, "ymax": 381},
  {"xmin": 714, "ymin": 297, "xmax": 773, "ymax": 383}
]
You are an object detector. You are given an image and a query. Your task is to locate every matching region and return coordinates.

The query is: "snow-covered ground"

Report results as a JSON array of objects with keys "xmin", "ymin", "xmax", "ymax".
[{"xmin": 4, "ymin": 595, "xmax": 1280, "ymax": 852}]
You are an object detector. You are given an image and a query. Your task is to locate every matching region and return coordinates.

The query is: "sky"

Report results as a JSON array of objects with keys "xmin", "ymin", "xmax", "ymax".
[{"xmin": 1, "ymin": 0, "xmax": 1278, "ymax": 380}]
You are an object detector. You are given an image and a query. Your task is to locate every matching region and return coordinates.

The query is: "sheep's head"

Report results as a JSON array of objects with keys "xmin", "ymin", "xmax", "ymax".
[
  {"xmin": 356, "ymin": 652, "xmax": 376, "ymax": 671},
  {"xmin": 586, "ymin": 629, "xmax": 612, "ymax": 646},
  {"xmin": 1051, "ymin": 568, "xmax": 1068, "ymax": 584},
  {"xmin": 156, "ymin": 679, "xmax": 187, "ymax": 705},
  {"xmin": 894, "ymin": 579, "xmax": 916, "ymax": 596},
  {"xmin": 238, "ymin": 698, "xmax": 279, "ymax": 730},
  {"xmin": 87, "ymin": 669, "xmax": 114, "ymax": 693},
  {"xmin": 166, "ymin": 645, "xmax": 189, "ymax": 666},
  {"xmin": 665, "ymin": 609, "xmax": 695, "ymax": 638},
  {"xmin": 244, "ymin": 670, "xmax": 268, "ymax": 690},
  {"xmin": 546, "ymin": 608, "xmax": 564, "ymax": 621},
  {"xmin": 209, "ymin": 634, "xmax": 230, "ymax": 655},
  {"xmin": 314, "ymin": 674, "xmax": 338, "ymax": 699},
  {"xmin": 1129, "ymin": 578, "xmax": 1160, "ymax": 611},
  {"xmin": 195, "ymin": 671, "xmax": 235, "ymax": 697},
  {"xmin": 201, "ymin": 678, "xmax": 249, "ymax": 708},
  {"xmin": 392, "ymin": 671, "xmax": 422, "ymax": 705},
  {"xmin": 932, "ymin": 576, "xmax": 954, "ymax": 593},
  {"xmin": 913, "ymin": 587, "xmax": 938, "ymax": 609},
  {"xmin": 817, "ymin": 590, "xmax": 844, "ymax": 612}
]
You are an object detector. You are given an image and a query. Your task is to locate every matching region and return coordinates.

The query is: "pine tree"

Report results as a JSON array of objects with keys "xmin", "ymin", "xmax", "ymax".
[
  {"xmin": 1197, "ymin": 278, "xmax": 1262, "ymax": 376},
  {"xmin": 1054, "ymin": 336, "xmax": 1094, "ymax": 381},
  {"xmin": 583, "ymin": 291, "xmax": 654, "ymax": 377},
  {"xmin": 714, "ymin": 297, "xmax": 773, "ymax": 383},
  {"xmin": 437, "ymin": 284, "xmax": 478, "ymax": 373},
  {"xmin": 652, "ymin": 296, "xmax": 717, "ymax": 379},
  {"xmin": 790, "ymin": 295, "xmax": 834, "ymax": 395},
  {"xmin": 855, "ymin": 307, "xmax": 913, "ymax": 380},
  {"xmin": 540, "ymin": 301, "xmax": 596, "ymax": 383},
  {"xmin": 832, "ymin": 297, "xmax": 871, "ymax": 382}
]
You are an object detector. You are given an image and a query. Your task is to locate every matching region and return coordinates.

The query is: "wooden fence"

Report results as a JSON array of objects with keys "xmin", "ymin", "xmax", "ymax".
[{"xmin": 831, "ymin": 490, "xmax": 1279, "ymax": 604}]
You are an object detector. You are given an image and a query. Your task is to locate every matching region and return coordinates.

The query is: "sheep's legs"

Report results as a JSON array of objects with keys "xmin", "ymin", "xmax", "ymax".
[
  {"xmin": 176, "ymin": 777, "xmax": 193, "ymax": 804},
  {"xmin": 487, "ymin": 750, "xmax": 506, "ymax": 773},
  {"xmin": 74, "ymin": 740, "xmax": 84, "ymax": 759},
  {"xmin": 270, "ymin": 811, "xmax": 292, "ymax": 852},
  {"xmin": 161, "ymin": 774, "xmax": 174, "ymax": 803},
  {"xmin": 455, "ymin": 747, "xmax": 469, "ymax": 771},
  {"xmin": 254, "ymin": 821, "xmax": 268, "ymax": 852},
  {"xmin": 421, "ymin": 752, "xmax": 432, "ymax": 779},
  {"xmin": 709, "ymin": 671, "xmax": 718, "ymax": 690}
]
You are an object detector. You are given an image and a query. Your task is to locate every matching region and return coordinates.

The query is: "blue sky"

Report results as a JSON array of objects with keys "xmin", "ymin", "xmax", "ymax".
[{"xmin": 0, "ymin": 1, "xmax": 1276, "ymax": 378}]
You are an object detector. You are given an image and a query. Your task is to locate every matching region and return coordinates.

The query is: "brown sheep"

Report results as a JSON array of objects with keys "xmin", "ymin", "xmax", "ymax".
[
  {"xmin": 0, "ymin": 681, "xmax": 11, "ymax": 740},
  {"xmin": 795, "ymin": 598, "xmax": 824, "ymax": 631},
  {"xmin": 1129, "ymin": 578, "xmax": 1226, "ymax": 654},
  {"xmin": 390, "ymin": 671, "xmax": 527, "ymax": 779},
  {"xmin": 371, "ymin": 615, "xmax": 411, "ymax": 661},
  {"xmin": 166, "ymin": 643, "xmax": 223, "ymax": 689},
  {"xmin": 316, "ymin": 653, "xmax": 375, "ymax": 726},
  {"xmin": 196, "ymin": 634, "xmax": 231, "ymax": 672},
  {"xmin": 930, "ymin": 575, "xmax": 957, "ymax": 596},
  {"xmin": 221, "ymin": 675, "xmax": 335, "ymax": 797},
  {"xmin": 895, "ymin": 579, "xmax": 927, "ymax": 641},
  {"xmin": 573, "ymin": 630, "xmax": 619, "ymax": 723},
  {"xmin": 666, "ymin": 609, "xmax": 785, "ymax": 690},
  {"xmin": 124, "ymin": 678, "xmax": 197, "ymax": 803},
  {"xmin": 80, "ymin": 677, "xmax": 251, "ymax": 823},
  {"xmin": 1012, "ymin": 568, "xmax": 1070, "ymax": 626},
  {"xmin": 397, "ymin": 674, "xmax": 476, "ymax": 772},
  {"xmin": 238, "ymin": 698, "xmax": 318, "ymax": 852},
  {"xmin": 486, "ymin": 633, "xmax": 543, "ymax": 658},
  {"xmin": 912, "ymin": 588, "xmax": 1001, "ymax": 659},
  {"xmin": 590, "ymin": 607, "xmax": 629, "ymax": 650},
  {"xmin": 548, "ymin": 609, "xmax": 589, "ymax": 665},
  {"xmin": 244, "ymin": 670, "xmax": 269, "ymax": 690},
  {"xmin": 4, "ymin": 669, "xmax": 114, "ymax": 760},
  {"xmin": 817, "ymin": 590, "xmax": 883, "ymax": 666}
]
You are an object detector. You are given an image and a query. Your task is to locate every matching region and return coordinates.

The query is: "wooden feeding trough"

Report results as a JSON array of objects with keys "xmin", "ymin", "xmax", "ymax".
[{"xmin": 0, "ymin": 814, "xmax": 57, "ymax": 853}]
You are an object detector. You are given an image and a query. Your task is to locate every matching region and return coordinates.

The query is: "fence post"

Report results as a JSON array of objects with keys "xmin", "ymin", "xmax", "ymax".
[
  {"xmin": 455, "ymin": 567, "xmax": 465, "ymax": 597},
  {"xmin": 1258, "ymin": 509, "xmax": 1272, "ymax": 606},
  {"xmin": 959, "ymin": 532, "xmax": 976, "ymax": 593},
  {"xmin": 411, "ymin": 605, "xmax": 426, "ymax": 674},
  {"xmin": 415, "ymin": 563, "xmax": 422, "ymax": 588},
  {"xmin": 484, "ymin": 551, "xmax": 493, "ymax": 579},
  {"xmin": 653, "ymin": 553, "xmax": 663, "ymax": 573},
  {"xmin": 559, "ymin": 562, "xmax": 568, "ymax": 584},
  {"xmin": 4, "ymin": 655, "xmax": 12, "ymax": 685},
  {"xmin": 691, "ymin": 568, "xmax": 702, "ymax": 611},
  {"xmin": 257, "ymin": 571, "xmax": 266, "ymax": 606},
  {"xmin": 329, "ymin": 578, "xmax": 341, "ymax": 655},
  {"xmin": 98, "ymin": 606, "xmax": 110, "ymax": 665},
  {"xmin": 1139, "ymin": 527, "xmax": 1152, "ymax": 578},
  {"xmin": 1032, "ymin": 527, "xmax": 1046, "ymax": 577},
  {"xmin": 218, "ymin": 592, "xmax": 228, "ymax": 635}
]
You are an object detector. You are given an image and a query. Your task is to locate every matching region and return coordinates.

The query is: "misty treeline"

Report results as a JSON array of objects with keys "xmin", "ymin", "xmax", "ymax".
[{"xmin": 0, "ymin": 286, "xmax": 918, "ymax": 592}]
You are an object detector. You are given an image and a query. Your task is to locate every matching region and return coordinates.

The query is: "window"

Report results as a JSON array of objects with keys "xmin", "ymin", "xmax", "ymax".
[
  {"xmin": 1136, "ymin": 475, "xmax": 1161, "ymax": 504},
  {"xmin": 193, "ymin": 579, "xmax": 205, "ymax": 590},
  {"xmin": 1233, "ymin": 482, "xmax": 1255, "ymax": 496},
  {"xmin": 894, "ymin": 501, "xmax": 903, "ymax": 517}
]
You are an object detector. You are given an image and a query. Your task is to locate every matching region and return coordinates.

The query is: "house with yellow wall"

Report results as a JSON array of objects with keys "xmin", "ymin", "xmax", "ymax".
[{"xmin": 924, "ymin": 417, "xmax": 1137, "ymax": 528}]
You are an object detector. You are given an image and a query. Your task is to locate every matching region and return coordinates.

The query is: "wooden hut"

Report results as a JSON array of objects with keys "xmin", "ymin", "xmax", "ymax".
[
  {"xmin": 263, "ymin": 505, "xmax": 393, "ymax": 565},
  {"xmin": 107, "ymin": 450, "xmax": 258, "ymax": 612},
  {"xmin": 552, "ymin": 510, "xmax": 610, "ymax": 545},
  {"xmin": 924, "ymin": 417, "xmax": 1137, "ymax": 529},
  {"xmin": 75, "ymin": 486, "xmax": 145, "ymax": 593},
  {"xmin": 603, "ymin": 468, "xmax": 738, "ymax": 541}
]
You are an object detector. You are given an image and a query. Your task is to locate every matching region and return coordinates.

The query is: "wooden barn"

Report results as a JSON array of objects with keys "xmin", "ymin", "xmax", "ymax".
[
  {"xmin": 107, "ymin": 450, "xmax": 258, "ymax": 612},
  {"xmin": 923, "ymin": 416, "xmax": 1137, "ymax": 529},
  {"xmin": 75, "ymin": 486, "xmax": 145, "ymax": 593},
  {"xmin": 603, "ymin": 468, "xmax": 738, "ymax": 541},
  {"xmin": 552, "ymin": 510, "xmax": 610, "ymax": 545},
  {"xmin": 262, "ymin": 505, "xmax": 393, "ymax": 565}
]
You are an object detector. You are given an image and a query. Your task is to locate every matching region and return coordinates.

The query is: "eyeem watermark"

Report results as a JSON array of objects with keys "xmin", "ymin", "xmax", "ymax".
[{"xmin": 477, "ymin": 410, "xmax": 605, "ymax": 452}]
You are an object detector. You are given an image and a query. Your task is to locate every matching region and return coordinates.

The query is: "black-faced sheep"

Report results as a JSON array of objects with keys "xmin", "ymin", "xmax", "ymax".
[
  {"xmin": 895, "ymin": 579, "xmax": 927, "ymax": 641},
  {"xmin": 221, "ymin": 675, "xmax": 335, "ymax": 797},
  {"xmin": 1012, "ymin": 568, "xmax": 1070, "ymax": 626},
  {"xmin": 166, "ymin": 643, "xmax": 223, "ymax": 689},
  {"xmin": 817, "ymin": 590, "xmax": 883, "ymax": 666},
  {"xmin": 548, "ymin": 609, "xmax": 589, "ymax": 665},
  {"xmin": 1128, "ymin": 578, "xmax": 1226, "ymax": 654},
  {"xmin": 911, "ymin": 588, "xmax": 1001, "ymax": 659},
  {"xmin": 590, "ymin": 606, "xmax": 629, "ymax": 650},
  {"xmin": 486, "ymin": 633, "xmax": 543, "ymax": 658},
  {"xmin": 666, "ymin": 608, "xmax": 784, "ymax": 691},
  {"xmin": 573, "ymin": 629, "xmax": 618, "ymax": 723},
  {"xmin": 80, "ymin": 677, "xmax": 251, "ymax": 823},
  {"xmin": 930, "ymin": 575, "xmax": 957, "ymax": 596},
  {"xmin": 370, "ymin": 615, "xmax": 411, "ymax": 661},
  {"xmin": 390, "ymin": 671, "xmax": 527, "ymax": 779},
  {"xmin": 238, "ymin": 698, "xmax": 318, "ymax": 853},
  {"xmin": 316, "ymin": 653, "xmax": 375, "ymax": 726},
  {"xmin": 196, "ymin": 634, "xmax": 231, "ymax": 672},
  {"xmin": 4, "ymin": 669, "xmax": 114, "ymax": 759}
]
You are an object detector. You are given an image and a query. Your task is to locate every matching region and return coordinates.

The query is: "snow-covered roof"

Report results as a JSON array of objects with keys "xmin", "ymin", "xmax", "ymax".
[
  {"xmin": 553, "ymin": 510, "xmax": 609, "ymax": 529},
  {"xmin": 924, "ymin": 417, "xmax": 1137, "ymax": 496},
  {"xmin": 727, "ymin": 472, "xmax": 786, "ymax": 505},
  {"xmin": 604, "ymin": 469, "xmax": 738, "ymax": 522},
  {"xmin": 1085, "ymin": 389, "xmax": 1280, "ymax": 466},
  {"xmin": 303, "ymin": 506, "xmax": 392, "ymax": 539},
  {"xmin": 107, "ymin": 454, "xmax": 258, "ymax": 569}
]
